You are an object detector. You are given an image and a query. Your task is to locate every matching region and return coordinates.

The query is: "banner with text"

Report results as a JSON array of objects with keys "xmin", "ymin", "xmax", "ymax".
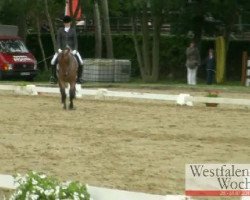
[{"xmin": 185, "ymin": 164, "xmax": 250, "ymax": 196}]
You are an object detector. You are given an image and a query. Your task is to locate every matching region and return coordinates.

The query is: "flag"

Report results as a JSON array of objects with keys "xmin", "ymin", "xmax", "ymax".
[{"xmin": 65, "ymin": 0, "xmax": 82, "ymax": 20}]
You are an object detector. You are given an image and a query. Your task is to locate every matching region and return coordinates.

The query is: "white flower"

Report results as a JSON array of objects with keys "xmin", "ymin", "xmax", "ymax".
[
  {"xmin": 25, "ymin": 191, "xmax": 30, "ymax": 200},
  {"xmin": 80, "ymin": 193, "xmax": 85, "ymax": 198},
  {"xmin": 31, "ymin": 171, "xmax": 37, "ymax": 175},
  {"xmin": 61, "ymin": 184, "xmax": 68, "ymax": 190},
  {"xmin": 17, "ymin": 190, "xmax": 22, "ymax": 195},
  {"xmin": 34, "ymin": 185, "xmax": 44, "ymax": 193},
  {"xmin": 32, "ymin": 178, "xmax": 38, "ymax": 185},
  {"xmin": 30, "ymin": 194, "xmax": 39, "ymax": 200},
  {"xmin": 44, "ymin": 189, "xmax": 54, "ymax": 196},
  {"xmin": 73, "ymin": 192, "xmax": 80, "ymax": 200},
  {"xmin": 39, "ymin": 174, "xmax": 47, "ymax": 179},
  {"xmin": 61, "ymin": 180, "xmax": 72, "ymax": 190},
  {"xmin": 55, "ymin": 185, "xmax": 60, "ymax": 197}
]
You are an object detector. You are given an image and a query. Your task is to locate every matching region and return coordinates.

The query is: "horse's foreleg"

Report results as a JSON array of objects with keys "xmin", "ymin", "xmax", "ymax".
[
  {"xmin": 60, "ymin": 87, "xmax": 67, "ymax": 109},
  {"xmin": 69, "ymin": 85, "xmax": 76, "ymax": 110}
]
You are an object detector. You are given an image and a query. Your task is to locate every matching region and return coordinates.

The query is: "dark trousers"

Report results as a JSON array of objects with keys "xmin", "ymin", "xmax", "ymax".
[{"xmin": 206, "ymin": 69, "xmax": 215, "ymax": 85}]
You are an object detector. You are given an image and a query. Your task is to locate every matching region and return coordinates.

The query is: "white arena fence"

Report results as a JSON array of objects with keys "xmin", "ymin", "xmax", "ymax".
[{"xmin": 0, "ymin": 84, "xmax": 250, "ymax": 107}]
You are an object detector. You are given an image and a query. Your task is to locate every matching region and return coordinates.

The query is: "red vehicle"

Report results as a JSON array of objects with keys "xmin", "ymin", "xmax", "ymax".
[{"xmin": 0, "ymin": 25, "xmax": 37, "ymax": 81}]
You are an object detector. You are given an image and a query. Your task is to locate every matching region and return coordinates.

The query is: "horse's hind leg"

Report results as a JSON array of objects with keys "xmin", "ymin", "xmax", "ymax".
[
  {"xmin": 69, "ymin": 85, "xmax": 76, "ymax": 110},
  {"xmin": 60, "ymin": 87, "xmax": 67, "ymax": 109}
]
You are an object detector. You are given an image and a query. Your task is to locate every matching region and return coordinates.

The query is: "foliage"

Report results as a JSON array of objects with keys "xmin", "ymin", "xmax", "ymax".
[
  {"xmin": 26, "ymin": 33, "xmax": 247, "ymax": 82},
  {"xmin": 10, "ymin": 171, "xmax": 90, "ymax": 200},
  {"xmin": 159, "ymin": 36, "xmax": 189, "ymax": 79},
  {"xmin": 1, "ymin": 0, "xmax": 250, "ymax": 82},
  {"xmin": 206, "ymin": 90, "xmax": 219, "ymax": 97}
]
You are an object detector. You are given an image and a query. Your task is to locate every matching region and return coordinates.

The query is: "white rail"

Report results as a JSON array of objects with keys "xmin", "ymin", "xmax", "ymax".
[{"xmin": 0, "ymin": 84, "xmax": 250, "ymax": 106}]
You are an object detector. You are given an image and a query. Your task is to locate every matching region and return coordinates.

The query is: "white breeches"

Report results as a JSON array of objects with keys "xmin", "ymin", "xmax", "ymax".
[
  {"xmin": 51, "ymin": 51, "xmax": 83, "ymax": 65},
  {"xmin": 51, "ymin": 53, "xmax": 58, "ymax": 65},
  {"xmin": 187, "ymin": 67, "xmax": 197, "ymax": 85}
]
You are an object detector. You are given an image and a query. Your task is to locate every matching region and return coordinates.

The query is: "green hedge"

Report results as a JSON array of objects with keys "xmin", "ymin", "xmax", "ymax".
[{"xmin": 26, "ymin": 33, "xmax": 248, "ymax": 81}]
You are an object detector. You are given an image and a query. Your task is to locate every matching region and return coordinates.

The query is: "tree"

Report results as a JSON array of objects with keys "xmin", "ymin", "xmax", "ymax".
[
  {"xmin": 171, "ymin": 0, "xmax": 250, "ymax": 83},
  {"xmin": 44, "ymin": 0, "xmax": 57, "ymax": 51},
  {"xmin": 127, "ymin": 0, "xmax": 171, "ymax": 82},
  {"xmin": 81, "ymin": 0, "xmax": 113, "ymax": 58},
  {"xmin": 94, "ymin": 0, "xmax": 102, "ymax": 58},
  {"xmin": 100, "ymin": 0, "xmax": 114, "ymax": 58},
  {"xmin": 0, "ymin": 0, "xmax": 29, "ymax": 40}
]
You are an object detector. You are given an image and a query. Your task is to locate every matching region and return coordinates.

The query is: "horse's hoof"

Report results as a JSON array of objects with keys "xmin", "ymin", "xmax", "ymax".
[{"xmin": 69, "ymin": 106, "xmax": 76, "ymax": 110}]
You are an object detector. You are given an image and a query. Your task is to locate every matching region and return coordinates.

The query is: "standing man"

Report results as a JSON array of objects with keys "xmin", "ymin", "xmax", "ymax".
[
  {"xmin": 185, "ymin": 41, "xmax": 200, "ymax": 85},
  {"xmin": 50, "ymin": 15, "xmax": 84, "ymax": 84}
]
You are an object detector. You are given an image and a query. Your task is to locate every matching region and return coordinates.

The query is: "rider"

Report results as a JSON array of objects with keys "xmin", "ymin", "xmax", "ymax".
[{"xmin": 50, "ymin": 15, "xmax": 84, "ymax": 84}]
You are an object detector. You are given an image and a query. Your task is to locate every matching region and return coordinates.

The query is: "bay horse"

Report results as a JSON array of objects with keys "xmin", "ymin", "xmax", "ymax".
[{"xmin": 57, "ymin": 47, "xmax": 78, "ymax": 110}]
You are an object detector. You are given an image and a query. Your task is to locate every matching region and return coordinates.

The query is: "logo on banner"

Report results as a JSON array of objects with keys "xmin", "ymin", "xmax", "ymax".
[{"xmin": 185, "ymin": 164, "xmax": 250, "ymax": 196}]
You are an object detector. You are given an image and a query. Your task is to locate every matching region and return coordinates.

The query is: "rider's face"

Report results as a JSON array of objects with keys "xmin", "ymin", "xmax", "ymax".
[{"xmin": 64, "ymin": 22, "xmax": 71, "ymax": 27}]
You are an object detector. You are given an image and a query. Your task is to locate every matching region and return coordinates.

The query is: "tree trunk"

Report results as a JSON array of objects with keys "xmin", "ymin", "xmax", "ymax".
[
  {"xmin": 36, "ymin": 16, "xmax": 48, "ymax": 71},
  {"xmin": 141, "ymin": 6, "xmax": 151, "ymax": 78},
  {"xmin": 132, "ymin": 17, "xmax": 145, "ymax": 80},
  {"xmin": 94, "ymin": 0, "xmax": 102, "ymax": 58},
  {"xmin": 151, "ymin": 16, "xmax": 162, "ymax": 82},
  {"xmin": 193, "ymin": 0, "xmax": 204, "ymax": 46},
  {"xmin": 100, "ymin": 0, "xmax": 113, "ymax": 58},
  {"xmin": 44, "ymin": 0, "xmax": 56, "ymax": 51},
  {"xmin": 138, "ymin": 5, "xmax": 157, "ymax": 82}
]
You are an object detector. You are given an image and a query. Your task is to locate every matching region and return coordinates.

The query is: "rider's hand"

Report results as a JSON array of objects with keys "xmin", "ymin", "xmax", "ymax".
[
  {"xmin": 72, "ymin": 50, "xmax": 77, "ymax": 55},
  {"xmin": 58, "ymin": 49, "xmax": 62, "ymax": 53}
]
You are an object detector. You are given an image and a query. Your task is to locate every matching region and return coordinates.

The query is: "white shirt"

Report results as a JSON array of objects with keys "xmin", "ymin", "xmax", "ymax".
[{"xmin": 64, "ymin": 27, "xmax": 70, "ymax": 32}]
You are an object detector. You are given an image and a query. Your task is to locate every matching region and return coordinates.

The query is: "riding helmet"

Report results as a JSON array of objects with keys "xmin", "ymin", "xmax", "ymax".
[{"xmin": 63, "ymin": 15, "xmax": 72, "ymax": 23}]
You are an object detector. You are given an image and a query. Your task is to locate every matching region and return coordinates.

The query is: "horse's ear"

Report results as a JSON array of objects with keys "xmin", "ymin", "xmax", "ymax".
[{"xmin": 65, "ymin": 48, "xmax": 71, "ymax": 54}]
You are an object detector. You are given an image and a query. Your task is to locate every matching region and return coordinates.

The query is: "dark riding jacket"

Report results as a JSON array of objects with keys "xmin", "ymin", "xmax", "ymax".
[
  {"xmin": 56, "ymin": 27, "xmax": 78, "ymax": 51},
  {"xmin": 186, "ymin": 47, "xmax": 200, "ymax": 69}
]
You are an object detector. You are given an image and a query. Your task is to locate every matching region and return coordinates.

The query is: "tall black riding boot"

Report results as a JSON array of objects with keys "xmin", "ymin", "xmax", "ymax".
[
  {"xmin": 50, "ymin": 65, "xmax": 58, "ymax": 84},
  {"xmin": 76, "ymin": 65, "xmax": 83, "ymax": 84}
]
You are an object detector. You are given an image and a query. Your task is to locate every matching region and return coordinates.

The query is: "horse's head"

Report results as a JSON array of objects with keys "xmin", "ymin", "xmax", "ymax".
[
  {"xmin": 58, "ymin": 47, "xmax": 71, "ymax": 65},
  {"xmin": 63, "ymin": 46, "xmax": 71, "ymax": 55}
]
